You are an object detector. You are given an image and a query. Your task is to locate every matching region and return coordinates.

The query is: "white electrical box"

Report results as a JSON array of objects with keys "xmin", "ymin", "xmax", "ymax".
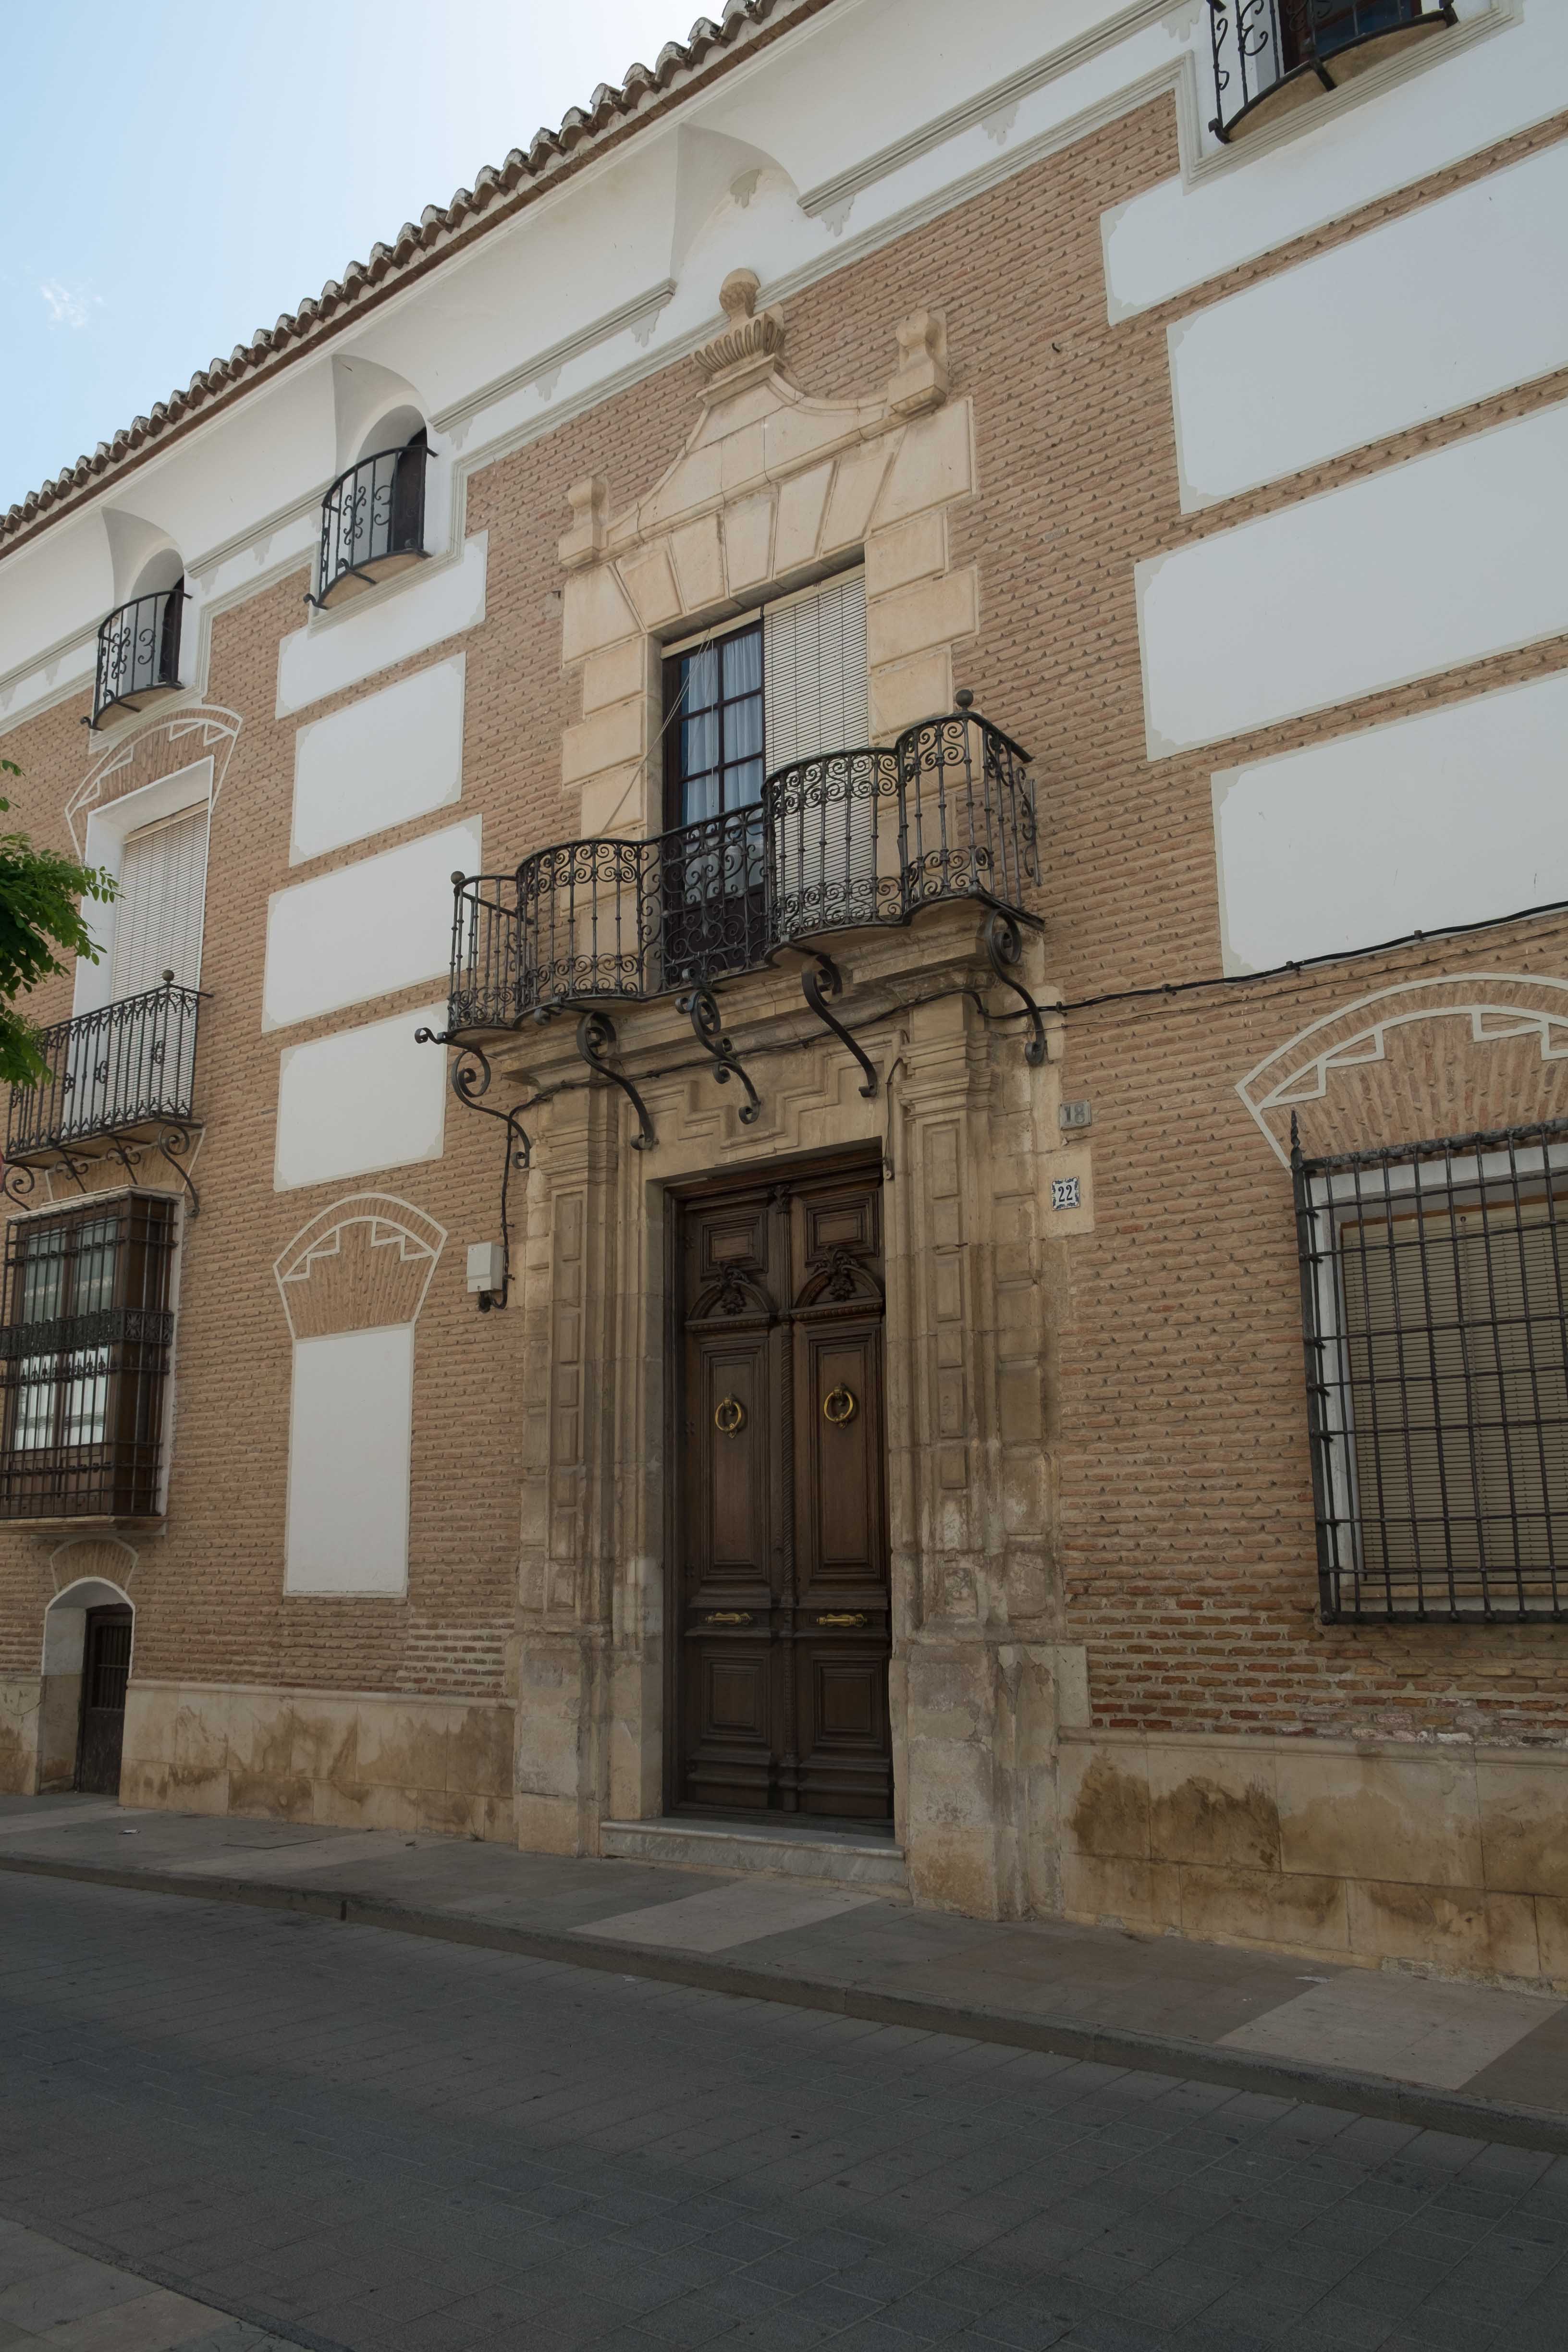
[{"xmin": 466, "ymin": 1242, "xmax": 505, "ymax": 1294}]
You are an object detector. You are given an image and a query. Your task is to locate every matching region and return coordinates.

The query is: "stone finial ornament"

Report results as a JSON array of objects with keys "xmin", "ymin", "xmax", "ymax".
[
  {"xmin": 887, "ymin": 306, "xmax": 949, "ymax": 417},
  {"xmin": 694, "ymin": 268, "xmax": 786, "ymax": 395},
  {"xmin": 558, "ymin": 474, "xmax": 608, "ymax": 569}
]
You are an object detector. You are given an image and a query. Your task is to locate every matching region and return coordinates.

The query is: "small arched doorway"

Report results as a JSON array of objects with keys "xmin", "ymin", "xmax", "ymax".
[{"xmin": 39, "ymin": 1579, "xmax": 135, "ymax": 1796}]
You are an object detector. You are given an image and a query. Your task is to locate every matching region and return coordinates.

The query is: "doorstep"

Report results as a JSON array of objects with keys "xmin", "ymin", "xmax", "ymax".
[{"xmin": 599, "ymin": 1813, "xmax": 909, "ymax": 1894}]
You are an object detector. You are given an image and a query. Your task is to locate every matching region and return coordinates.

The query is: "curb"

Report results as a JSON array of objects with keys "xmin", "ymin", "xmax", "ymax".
[{"xmin": 5, "ymin": 1847, "xmax": 1567, "ymax": 2157}]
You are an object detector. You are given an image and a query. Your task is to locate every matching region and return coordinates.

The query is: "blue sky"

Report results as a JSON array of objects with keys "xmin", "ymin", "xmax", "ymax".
[{"xmin": 0, "ymin": 2, "xmax": 696, "ymax": 517}]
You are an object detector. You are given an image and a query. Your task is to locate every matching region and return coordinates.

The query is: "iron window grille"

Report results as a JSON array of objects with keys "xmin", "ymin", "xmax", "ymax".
[
  {"xmin": 314, "ymin": 429, "xmax": 430, "ymax": 605},
  {"xmin": 0, "ymin": 1193, "xmax": 176, "ymax": 1522},
  {"xmin": 1207, "ymin": 0, "xmax": 1456, "ymax": 142},
  {"xmin": 90, "ymin": 586, "xmax": 184, "ymax": 729},
  {"xmin": 445, "ymin": 700, "xmax": 1038, "ymax": 1034},
  {"xmin": 1294, "ymin": 1119, "xmax": 1568, "ymax": 1623}
]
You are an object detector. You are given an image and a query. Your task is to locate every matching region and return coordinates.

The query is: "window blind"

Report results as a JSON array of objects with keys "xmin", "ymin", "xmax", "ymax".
[
  {"xmin": 763, "ymin": 574, "xmax": 868, "ymax": 769},
  {"xmin": 110, "ymin": 805, "xmax": 209, "ymax": 1001},
  {"xmin": 1339, "ymin": 1197, "xmax": 1568, "ymax": 1586}
]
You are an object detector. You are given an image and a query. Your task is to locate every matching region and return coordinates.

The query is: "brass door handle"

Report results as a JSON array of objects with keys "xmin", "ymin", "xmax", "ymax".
[
  {"xmin": 703, "ymin": 1610, "xmax": 753, "ymax": 1626},
  {"xmin": 714, "ymin": 1396, "xmax": 747, "ymax": 1434},
  {"xmin": 822, "ymin": 1386, "xmax": 857, "ymax": 1425},
  {"xmin": 817, "ymin": 1612, "xmax": 869, "ymax": 1628}
]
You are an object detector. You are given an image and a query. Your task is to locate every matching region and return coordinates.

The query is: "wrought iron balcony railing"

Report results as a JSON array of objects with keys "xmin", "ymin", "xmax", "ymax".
[
  {"xmin": 1208, "ymin": 0, "xmax": 1455, "ymax": 141},
  {"xmin": 90, "ymin": 586, "xmax": 184, "ymax": 729},
  {"xmin": 447, "ymin": 702, "xmax": 1038, "ymax": 1035},
  {"xmin": 312, "ymin": 434, "xmax": 430, "ymax": 607},
  {"xmin": 2, "ymin": 980, "xmax": 205, "ymax": 1215}
]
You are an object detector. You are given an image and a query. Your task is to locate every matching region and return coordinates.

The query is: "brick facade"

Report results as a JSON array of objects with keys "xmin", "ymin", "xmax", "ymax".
[{"xmin": 3, "ymin": 33, "xmax": 1567, "ymax": 1975}]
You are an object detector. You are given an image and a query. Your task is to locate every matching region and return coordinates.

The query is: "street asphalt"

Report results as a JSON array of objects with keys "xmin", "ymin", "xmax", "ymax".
[{"xmin": 3, "ymin": 1873, "xmax": 1568, "ymax": 2352}]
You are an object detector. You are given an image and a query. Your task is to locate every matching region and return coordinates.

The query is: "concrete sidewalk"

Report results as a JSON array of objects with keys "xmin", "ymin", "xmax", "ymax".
[
  {"xmin": 0, "ymin": 2212, "xmax": 301, "ymax": 2350},
  {"xmin": 5, "ymin": 1794, "xmax": 1568, "ymax": 2157}
]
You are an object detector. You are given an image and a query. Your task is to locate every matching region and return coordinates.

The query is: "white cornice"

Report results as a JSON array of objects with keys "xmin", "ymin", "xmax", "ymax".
[{"xmin": 798, "ymin": 0, "xmax": 1178, "ymax": 219}]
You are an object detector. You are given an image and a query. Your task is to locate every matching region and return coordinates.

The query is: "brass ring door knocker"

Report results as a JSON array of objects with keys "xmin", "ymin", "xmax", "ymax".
[
  {"xmin": 822, "ymin": 1385, "xmax": 858, "ymax": 1425},
  {"xmin": 714, "ymin": 1396, "xmax": 747, "ymax": 1435}
]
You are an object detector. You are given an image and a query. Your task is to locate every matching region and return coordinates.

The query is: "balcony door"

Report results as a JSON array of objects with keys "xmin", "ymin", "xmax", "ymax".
[
  {"xmin": 660, "ymin": 574, "xmax": 867, "ymax": 986},
  {"xmin": 111, "ymin": 804, "xmax": 208, "ymax": 1000},
  {"xmin": 87, "ymin": 803, "xmax": 208, "ymax": 1127},
  {"xmin": 672, "ymin": 1157, "xmax": 892, "ymax": 1824}
]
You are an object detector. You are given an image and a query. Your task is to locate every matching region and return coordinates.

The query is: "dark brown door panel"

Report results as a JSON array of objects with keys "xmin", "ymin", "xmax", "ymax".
[{"xmin": 673, "ymin": 1159, "xmax": 890, "ymax": 1822}]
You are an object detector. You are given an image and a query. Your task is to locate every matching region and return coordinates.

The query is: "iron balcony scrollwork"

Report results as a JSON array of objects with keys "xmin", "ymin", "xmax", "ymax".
[
  {"xmin": 2, "ymin": 979, "xmax": 206, "ymax": 1213},
  {"xmin": 88, "ymin": 586, "xmax": 185, "ymax": 729},
  {"xmin": 433, "ymin": 697, "xmax": 1042, "ymax": 1149},
  {"xmin": 1207, "ymin": 0, "xmax": 1456, "ymax": 143},
  {"xmin": 310, "ymin": 435, "xmax": 430, "ymax": 607},
  {"xmin": 448, "ymin": 699, "xmax": 1039, "ymax": 1022}
]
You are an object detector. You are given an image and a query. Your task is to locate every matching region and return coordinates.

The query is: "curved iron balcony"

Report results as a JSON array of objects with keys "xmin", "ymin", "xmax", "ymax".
[
  {"xmin": 313, "ymin": 435, "xmax": 430, "ymax": 608},
  {"xmin": 89, "ymin": 585, "xmax": 184, "ymax": 729},
  {"xmin": 1208, "ymin": 0, "xmax": 1455, "ymax": 142},
  {"xmin": 447, "ymin": 703, "xmax": 1037, "ymax": 1037},
  {"xmin": 2, "ymin": 979, "xmax": 205, "ymax": 1212}
]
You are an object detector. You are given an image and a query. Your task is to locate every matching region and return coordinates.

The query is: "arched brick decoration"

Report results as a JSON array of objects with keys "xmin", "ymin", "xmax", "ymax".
[
  {"xmin": 274, "ymin": 1194, "xmax": 446, "ymax": 1339},
  {"xmin": 1238, "ymin": 973, "xmax": 1568, "ymax": 1165},
  {"xmin": 65, "ymin": 704, "xmax": 241, "ymax": 855},
  {"xmin": 50, "ymin": 1534, "xmax": 138, "ymax": 1595}
]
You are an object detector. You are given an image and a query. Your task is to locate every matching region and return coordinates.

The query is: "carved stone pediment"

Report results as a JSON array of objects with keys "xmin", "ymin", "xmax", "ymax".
[{"xmin": 557, "ymin": 270, "xmax": 979, "ymax": 842}]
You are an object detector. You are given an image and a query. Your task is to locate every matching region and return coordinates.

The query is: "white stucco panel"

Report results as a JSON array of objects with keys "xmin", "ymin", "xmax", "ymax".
[
  {"xmin": 1139, "ymin": 401, "xmax": 1568, "ymax": 757},
  {"xmin": 291, "ymin": 654, "xmax": 465, "ymax": 863},
  {"xmin": 1213, "ymin": 667, "xmax": 1568, "ymax": 974},
  {"xmin": 262, "ymin": 820, "xmax": 479, "ymax": 1030},
  {"xmin": 275, "ymin": 534, "xmax": 487, "ymax": 718},
  {"xmin": 285, "ymin": 1325, "xmax": 414, "ymax": 1596},
  {"xmin": 1104, "ymin": 4, "xmax": 1567, "ymax": 319},
  {"xmin": 1170, "ymin": 142, "xmax": 1568, "ymax": 510},
  {"xmin": 274, "ymin": 1003, "xmax": 447, "ymax": 1190}
]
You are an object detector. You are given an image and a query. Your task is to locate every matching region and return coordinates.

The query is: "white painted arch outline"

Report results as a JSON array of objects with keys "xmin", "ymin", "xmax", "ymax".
[
  {"xmin": 1237, "ymin": 973, "xmax": 1568, "ymax": 1166},
  {"xmin": 273, "ymin": 1192, "xmax": 447, "ymax": 1339}
]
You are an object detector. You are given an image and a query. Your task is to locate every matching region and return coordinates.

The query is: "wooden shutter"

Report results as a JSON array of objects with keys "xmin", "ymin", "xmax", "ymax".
[
  {"xmin": 763, "ymin": 574, "xmax": 868, "ymax": 768},
  {"xmin": 110, "ymin": 805, "xmax": 209, "ymax": 1000}
]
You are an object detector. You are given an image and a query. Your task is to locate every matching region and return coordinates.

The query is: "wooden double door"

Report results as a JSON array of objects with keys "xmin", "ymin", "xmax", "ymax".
[{"xmin": 673, "ymin": 1159, "xmax": 892, "ymax": 1823}]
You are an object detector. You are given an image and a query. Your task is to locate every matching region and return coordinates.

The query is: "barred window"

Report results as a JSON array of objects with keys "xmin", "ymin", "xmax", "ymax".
[
  {"xmin": 0, "ymin": 1195, "xmax": 176, "ymax": 1522},
  {"xmin": 1294, "ymin": 1122, "xmax": 1568, "ymax": 1622}
]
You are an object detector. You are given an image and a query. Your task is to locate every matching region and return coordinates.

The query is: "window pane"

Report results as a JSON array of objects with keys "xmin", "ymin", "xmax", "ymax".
[
  {"xmin": 19, "ymin": 1240, "xmax": 65, "ymax": 1326},
  {"xmin": 73, "ymin": 1220, "xmax": 119, "ymax": 1317},
  {"xmin": 62, "ymin": 1348, "xmax": 110, "ymax": 1448},
  {"xmin": 681, "ymin": 769, "xmax": 721, "ymax": 826},
  {"xmin": 726, "ymin": 758, "xmax": 765, "ymax": 810},
  {"xmin": 13, "ymin": 1357, "xmax": 55, "ymax": 1451},
  {"xmin": 726, "ymin": 695, "xmax": 763, "ymax": 763},
  {"xmin": 722, "ymin": 628, "xmax": 762, "ymax": 700},
  {"xmin": 681, "ymin": 709, "xmax": 719, "ymax": 785},
  {"xmin": 681, "ymin": 646, "xmax": 719, "ymax": 713}
]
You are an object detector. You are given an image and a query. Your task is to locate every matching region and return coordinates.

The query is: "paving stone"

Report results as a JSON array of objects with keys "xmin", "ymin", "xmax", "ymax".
[{"xmin": 2, "ymin": 1877, "xmax": 1567, "ymax": 2352}]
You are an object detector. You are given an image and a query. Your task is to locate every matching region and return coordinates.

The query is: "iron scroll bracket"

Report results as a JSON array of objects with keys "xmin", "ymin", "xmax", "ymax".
[
  {"xmin": 801, "ymin": 954, "xmax": 877, "ymax": 1100},
  {"xmin": 575, "ymin": 1010, "xmax": 657, "ymax": 1152},
  {"xmin": 152, "ymin": 1123, "xmax": 202, "ymax": 1217},
  {"xmin": 0, "ymin": 1160, "xmax": 38, "ymax": 1211},
  {"xmin": 677, "ymin": 984, "xmax": 761, "ymax": 1125},
  {"xmin": 415, "ymin": 1033, "xmax": 532, "ymax": 1311},
  {"xmin": 980, "ymin": 908, "xmax": 1049, "ymax": 1068}
]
